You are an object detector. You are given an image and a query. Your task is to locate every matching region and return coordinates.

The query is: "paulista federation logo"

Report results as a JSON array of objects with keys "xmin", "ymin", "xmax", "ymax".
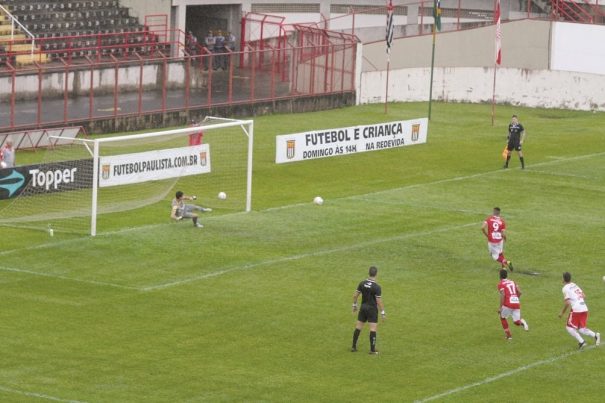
[
  {"xmin": 101, "ymin": 164, "xmax": 111, "ymax": 180},
  {"xmin": 411, "ymin": 124, "xmax": 420, "ymax": 142},
  {"xmin": 0, "ymin": 169, "xmax": 25, "ymax": 197},
  {"xmin": 200, "ymin": 151, "xmax": 207, "ymax": 166},
  {"xmin": 286, "ymin": 140, "xmax": 296, "ymax": 159}
]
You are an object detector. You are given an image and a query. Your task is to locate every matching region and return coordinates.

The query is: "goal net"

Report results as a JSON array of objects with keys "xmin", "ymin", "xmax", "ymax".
[{"xmin": 0, "ymin": 117, "xmax": 253, "ymax": 236}]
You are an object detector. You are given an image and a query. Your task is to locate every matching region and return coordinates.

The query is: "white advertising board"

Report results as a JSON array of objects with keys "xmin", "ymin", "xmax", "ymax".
[
  {"xmin": 276, "ymin": 118, "xmax": 428, "ymax": 164},
  {"xmin": 99, "ymin": 144, "xmax": 211, "ymax": 187}
]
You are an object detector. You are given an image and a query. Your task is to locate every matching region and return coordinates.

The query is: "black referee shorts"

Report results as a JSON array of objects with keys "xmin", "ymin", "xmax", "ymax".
[
  {"xmin": 357, "ymin": 304, "xmax": 378, "ymax": 323},
  {"xmin": 507, "ymin": 141, "xmax": 522, "ymax": 152}
]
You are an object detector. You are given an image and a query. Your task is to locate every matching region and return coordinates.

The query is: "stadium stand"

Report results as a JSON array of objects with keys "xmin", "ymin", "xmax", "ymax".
[{"xmin": 0, "ymin": 0, "xmax": 155, "ymax": 64}]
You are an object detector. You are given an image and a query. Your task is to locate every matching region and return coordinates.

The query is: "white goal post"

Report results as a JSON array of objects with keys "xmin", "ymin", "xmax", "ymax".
[{"xmin": 86, "ymin": 117, "xmax": 254, "ymax": 236}]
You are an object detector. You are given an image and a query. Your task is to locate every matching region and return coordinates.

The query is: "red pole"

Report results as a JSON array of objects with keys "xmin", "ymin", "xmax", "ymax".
[
  {"xmin": 89, "ymin": 60, "xmax": 94, "ymax": 120},
  {"xmin": 250, "ymin": 48, "xmax": 256, "ymax": 100},
  {"xmin": 63, "ymin": 61, "xmax": 68, "ymax": 123},
  {"xmin": 341, "ymin": 44, "xmax": 346, "ymax": 91},
  {"xmin": 330, "ymin": 45, "xmax": 336, "ymax": 92},
  {"xmin": 138, "ymin": 56, "xmax": 143, "ymax": 115},
  {"xmin": 10, "ymin": 66, "xmax": 15, "ymax": 128},
  {"xmin": 114, "ymin": 59, "xmax": 119, "ymax": 117},
  {"xmin": 240, "ymin": 16, "xmax": 246, "ymax": 68},
  {"xmin": 207, "ymin": 54, "xmax": 213, "ymax": 106},
  {"xmin": 385, "ymin": 60, "xmax": 390, "ymax": 114},
  {"xmin": 491, "ymin": 63, "xmax": 497, "ymax": 126},
  {"xmin": 162, "ymin": 56, "xmax": 167, "ymax": 112},
  {"xmin": 185, "ymin": 56, "xmax": 191, "ymax": 111},
  {"xmin": 37, "ymin": 63, "xmax": 42, "ymax": 127},
  {"xmin": 270, "ymin": 46, "xmax": 276, "ymax": 98},
  {"xmin": 228, "ymin": 50, "xmax": 234, "ymax": 103}
]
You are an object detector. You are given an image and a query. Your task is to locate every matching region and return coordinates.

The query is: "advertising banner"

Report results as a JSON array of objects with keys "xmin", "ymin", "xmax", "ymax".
[
  {"xmin": 275, "ymin": 118, "xmax": 428, "ymax": 164},
  {"xmin": 99, "ymin": 144, "xmax": 211, "ymax": 187},
  {"xmin": 0, "ymin": 159, "xmax": 93, "ymax": 200}
]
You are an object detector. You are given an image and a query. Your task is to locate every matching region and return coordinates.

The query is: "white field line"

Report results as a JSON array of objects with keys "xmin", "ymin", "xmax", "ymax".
[
  {"xmin": 524, "ymin": 169, "xmax": 593, "ymax": 179},
  {"xmin": 141, "ymin": 222, "xmax": 478, "ymax": 291},
  {"xmin": 0, "ymin": 385, "xmax": 86, "ymax": 403},
  {"xmin": 415, "ymin": 345, "xmax": 596, "ymax": 403},
  {"xmin": 0, "ymin": 265, "xmax": 138, "ymax": 291}
]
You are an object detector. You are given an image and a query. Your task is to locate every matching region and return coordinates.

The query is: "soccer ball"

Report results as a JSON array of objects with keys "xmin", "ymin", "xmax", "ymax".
[
  {"xmin": 218, "ymin": 192, "xmax": 227, "ymax": 200},
  {"xmin": 0, "ymin": 161, "xmax": 6, "ymax": 169},
  {"xmin": 313, "ymin": 196, "xmax": 324, "ymax": 205}
]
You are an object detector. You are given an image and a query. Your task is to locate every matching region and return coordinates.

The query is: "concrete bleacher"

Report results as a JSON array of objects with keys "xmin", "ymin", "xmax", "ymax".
[{"xmin": 1, "ymin": 0, "xmax": 155, "ymax": 65}]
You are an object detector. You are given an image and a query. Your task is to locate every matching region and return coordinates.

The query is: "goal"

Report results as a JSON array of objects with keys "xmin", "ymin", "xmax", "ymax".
[{"xmin": 0, "ymin": 117, "xmax": 254, "ymax": 236}]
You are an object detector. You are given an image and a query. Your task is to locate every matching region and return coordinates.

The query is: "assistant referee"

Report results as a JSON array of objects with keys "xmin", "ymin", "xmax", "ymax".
[{"xmin": 351, "ymin": 266, "xmax": 385, "ymax": 354}]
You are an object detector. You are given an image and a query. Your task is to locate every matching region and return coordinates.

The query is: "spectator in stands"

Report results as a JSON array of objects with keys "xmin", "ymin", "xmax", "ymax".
[
  {"xmin": 213, "ymin": 30, "xmax": 225, "ymax": 70},
  {"xmin": 225, "ymin": 31, "xmax": 236, "ymax": 52},
  {"xmin": 186, "ymin": 31, "xmax": 199, "ymax": 56},
  {"xmin": 0, "ymin": 137, "xmax": 15, "ymax": 168},
  {"xmin": 188, "ymin": 119, "xmax": 204, "ymax": 146},
  {"xmin": 204, "ymin": 30, "xmax": 216, "ymax": 70}
]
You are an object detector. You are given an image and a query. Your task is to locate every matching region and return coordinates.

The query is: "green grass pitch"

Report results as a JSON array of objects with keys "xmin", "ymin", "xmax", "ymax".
[{"xmin": 1, "ymin": 102, "xmax": 604, "ymax": 402}]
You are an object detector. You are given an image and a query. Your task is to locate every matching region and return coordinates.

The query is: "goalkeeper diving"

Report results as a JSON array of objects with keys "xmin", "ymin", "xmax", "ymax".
[{"xmin": 170, "ymin": 190, "xmax": 212, "ymax": 228}]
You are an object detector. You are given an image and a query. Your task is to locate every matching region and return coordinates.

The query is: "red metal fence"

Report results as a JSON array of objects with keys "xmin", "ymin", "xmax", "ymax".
[{"xmin": 0, "ymin": 26, "xmax": 357, "ymax": 132}]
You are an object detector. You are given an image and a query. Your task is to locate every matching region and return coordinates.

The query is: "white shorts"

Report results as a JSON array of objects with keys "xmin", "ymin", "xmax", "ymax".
[
  {"xmin": 500, "ymin": 306, "xmax": 521, "ymax": 321},
  {"xmin": 488, "ymin": 241, "xmax": 503, "ymax": 260}
]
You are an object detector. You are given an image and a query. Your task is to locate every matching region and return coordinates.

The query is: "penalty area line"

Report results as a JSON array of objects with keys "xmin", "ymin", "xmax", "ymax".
[
  {"xmin": 414, "ymin": 345, "xmax": 596, "ymax": 402},
  {"xmin": 0, "ymin": 384, "xmax": 86, "ymax": 403}
]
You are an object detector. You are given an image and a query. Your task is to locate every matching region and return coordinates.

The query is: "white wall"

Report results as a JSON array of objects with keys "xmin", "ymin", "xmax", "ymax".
[
  {"xmin": 358, "ymin": 20, "xmax": 605, "ymax": 111},
  {"xmin": 359, "ymin": 67, "xmax": 605, "ymax": 111}
]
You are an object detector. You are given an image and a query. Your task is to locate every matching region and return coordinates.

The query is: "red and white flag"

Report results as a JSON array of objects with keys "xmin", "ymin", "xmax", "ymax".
[{"xmin": 494, "ymin": 0, "xmax": 502, "ymax": 65}]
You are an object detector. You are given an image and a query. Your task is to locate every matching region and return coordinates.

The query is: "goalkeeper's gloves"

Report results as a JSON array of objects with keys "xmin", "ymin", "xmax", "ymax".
[
  {"xmin": 381, "ymin": 310, "xmax": 386, "ymax": 319},
  {"xmin": 352, "ymin": 303, "xmax": 358, "ymax": 312}
]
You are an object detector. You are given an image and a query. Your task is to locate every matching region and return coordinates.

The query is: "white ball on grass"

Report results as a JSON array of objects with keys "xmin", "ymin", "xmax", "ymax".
[
  {"xmin": 313, "ymin": 196, "xmax": 324, "ymax": 205},
  {"xmin": 218, "ymin": 192, "xmax": 227, "ymax": 200}
]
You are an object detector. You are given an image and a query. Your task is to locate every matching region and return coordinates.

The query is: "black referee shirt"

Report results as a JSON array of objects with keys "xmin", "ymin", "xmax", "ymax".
[
  {"xmin": 357, "ymin": 279, "xmax": 382, "ymax": 307},
  {"xmin": 508, "ymin": 123, "xmax": 525, "ymax": 144}
]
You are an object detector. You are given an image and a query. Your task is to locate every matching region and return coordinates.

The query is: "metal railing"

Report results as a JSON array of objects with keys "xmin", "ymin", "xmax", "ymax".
[
  {"xmin": 0, "ymin": 27, "xmax": 357, "ymax": 132},
  {"xmin": 0, "ymin": 4, "xmax": 36, "ymax": 58}
]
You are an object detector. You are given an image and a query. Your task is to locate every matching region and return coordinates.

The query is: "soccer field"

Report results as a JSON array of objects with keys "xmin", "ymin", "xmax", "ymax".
[{"xmin": 1, "ymin": 102, "xmax": 604, "ymax": 402}]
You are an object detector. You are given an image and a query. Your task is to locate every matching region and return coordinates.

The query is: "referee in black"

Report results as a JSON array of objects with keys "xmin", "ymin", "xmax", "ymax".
[
  {"xmin": 504, "ymin": 114, "xmax": 526, "ymax": 169},
  {"xmin": 351, "ymin": 266, "xmax": 385, "ymax": 354}
]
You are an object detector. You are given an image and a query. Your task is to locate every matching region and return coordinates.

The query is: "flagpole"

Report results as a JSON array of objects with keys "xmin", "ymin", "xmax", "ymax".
[
  {"xmin": 491, "ymin": 62, "xmax": 497, "ymax": 126},
  {"xmin": 428, "ymin": 24, "xmax": 436, "ymax": 120},
  {"xmin": 385, "ymin": 56, "xmax": 390, "ymax": 114}
]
